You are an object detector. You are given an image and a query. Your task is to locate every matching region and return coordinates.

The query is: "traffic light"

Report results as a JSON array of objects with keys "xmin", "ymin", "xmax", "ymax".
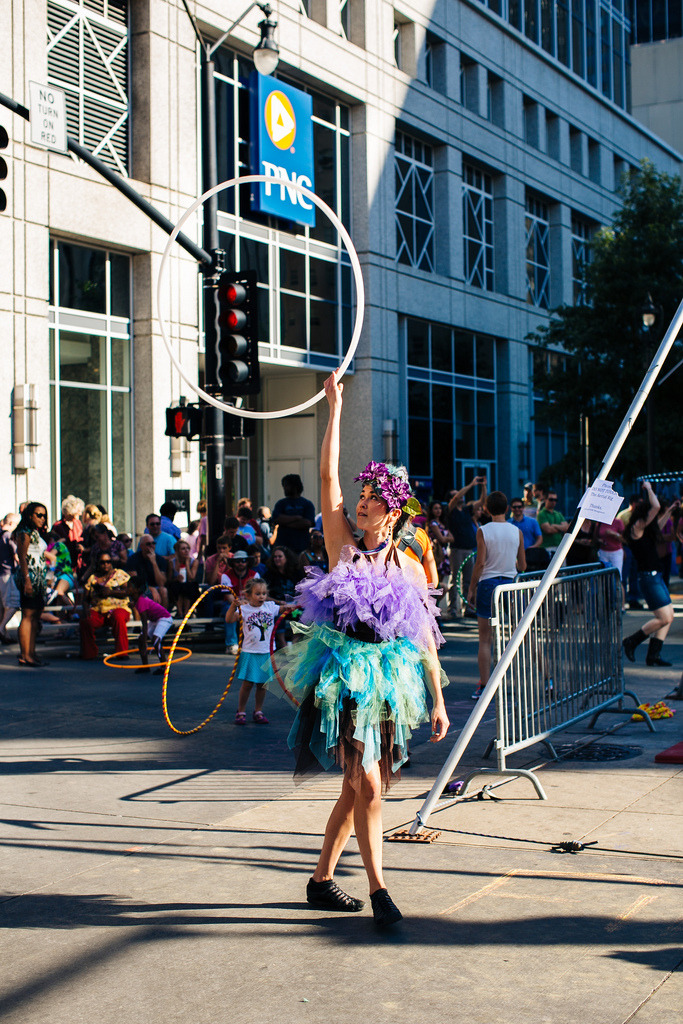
[
  {"xmin": 0, "ymin": 125, "xmax": 8, "ymax": 213},
  {"xmin": 216, "ymin": 270, "xmax": 260, "ymax": 397},
  {"xmin": 165, "ymin": 405, "xmax": 203, "ymax": 438},
  {"xmin": 224, "ymin": 411, "xmax": 256, "ymax": 441}
]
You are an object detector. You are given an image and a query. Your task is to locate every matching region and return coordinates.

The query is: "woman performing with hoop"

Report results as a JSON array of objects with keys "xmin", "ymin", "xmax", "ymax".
[{"xmin": 274, "ymin": 371, "xmax": 450, "ymax": 928}]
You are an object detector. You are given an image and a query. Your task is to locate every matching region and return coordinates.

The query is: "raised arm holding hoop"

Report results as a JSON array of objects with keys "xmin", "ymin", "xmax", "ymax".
[{"xmin": 271, "ymin": 369, "xmax": 449, "ymax": 928}]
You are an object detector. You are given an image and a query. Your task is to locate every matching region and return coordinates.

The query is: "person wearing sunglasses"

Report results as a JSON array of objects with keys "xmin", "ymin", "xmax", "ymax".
[
  {"xmin": 79, "ymin": 551, "xmax": 131, "ymax": 660},
  {"xmin": 11, "ymin": 502, "xmax": 50, "ymax": 666}
]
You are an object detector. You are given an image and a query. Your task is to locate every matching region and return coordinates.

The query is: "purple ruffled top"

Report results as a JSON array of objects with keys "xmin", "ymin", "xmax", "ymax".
[{"xmin": 295, "ymin": 545, "xmax": 444, "ymax": 650}]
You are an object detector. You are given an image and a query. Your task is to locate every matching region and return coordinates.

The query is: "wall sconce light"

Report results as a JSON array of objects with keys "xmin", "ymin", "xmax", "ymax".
[
  {"xmin": 12, "ymin": 384, "xmax": 38, "ymax": 472},
  {"xmin": 383, "ymin": 419, "xmax": 397, "ymax": 463}
]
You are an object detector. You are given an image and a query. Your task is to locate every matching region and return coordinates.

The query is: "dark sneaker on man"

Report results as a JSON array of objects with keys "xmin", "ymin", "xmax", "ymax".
[
  {"xmin": 306, "ymin": 878, "xmax": 364, "ymax": 912},
  {"xmin": 370, "ymin": 888, "xmax": 402, "ymax": 928}
]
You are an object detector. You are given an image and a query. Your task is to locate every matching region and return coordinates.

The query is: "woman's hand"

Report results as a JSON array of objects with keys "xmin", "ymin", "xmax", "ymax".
[
  {"xmin": 23, "ymin": 578, "xmax": 33, "ymax": 597},
  {"xmin": 323, "ymin": 369, "xmax": 343, "ymax": 411},
  {"xmin": 430, "ymin": 702, "xmax": 450, "ymax": 742}
]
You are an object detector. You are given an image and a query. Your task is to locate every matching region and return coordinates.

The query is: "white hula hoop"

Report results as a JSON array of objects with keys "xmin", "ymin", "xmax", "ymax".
[{"xmin": 155, "ymin": 174, "xmax": 365, "ymax": 420}]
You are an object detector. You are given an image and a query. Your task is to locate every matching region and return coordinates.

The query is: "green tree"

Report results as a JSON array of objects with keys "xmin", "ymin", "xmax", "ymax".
[{"xmin": 530, "ymin": 160, "xmax": 683, "ymax": 484}]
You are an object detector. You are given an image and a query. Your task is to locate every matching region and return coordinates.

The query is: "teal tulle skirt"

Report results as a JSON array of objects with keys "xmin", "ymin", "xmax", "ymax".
[{"xmin": 271, "ymin": 622, "xmax": 441, "ymax": 790}]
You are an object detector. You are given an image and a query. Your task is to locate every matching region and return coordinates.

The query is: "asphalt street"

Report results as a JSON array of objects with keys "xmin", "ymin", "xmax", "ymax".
[{"xmin": 0, "ymin": 610, "xmax": 681, "ymax": 1024}]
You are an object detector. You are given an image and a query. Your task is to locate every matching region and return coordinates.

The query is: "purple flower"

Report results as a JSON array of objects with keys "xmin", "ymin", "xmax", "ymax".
[{"xmin": 354, "ymin": 461, "xmax": 412, "ymax": 510}]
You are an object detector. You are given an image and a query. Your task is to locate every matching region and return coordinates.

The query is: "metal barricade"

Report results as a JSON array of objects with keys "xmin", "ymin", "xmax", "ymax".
[{"xmin": 489, "ymin": 564, "xmax": 654, "ymax": 772}]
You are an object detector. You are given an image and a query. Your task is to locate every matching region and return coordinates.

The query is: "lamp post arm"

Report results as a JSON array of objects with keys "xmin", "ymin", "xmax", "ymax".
[
  {"xmin": 208, "ymin": 2, "xmax": 266, "ymax": 57},
  {"xmin": 179, "ymin": 0, "xmax": 207, "ymax": 50}
]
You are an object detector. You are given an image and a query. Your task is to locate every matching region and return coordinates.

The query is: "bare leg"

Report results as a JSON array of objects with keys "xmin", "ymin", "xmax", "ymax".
[
  {"xmin": 18, "ymin": 608, "xmax": 36, "ymax": 662},
  {"xmin": 651, "ymin": 606, "xmax": 674, "ymax": 640},
  {"xmin": 54, "ymin": 579, "xmax": 72, "ymax": 606},
  {"xmin": 254, "ymin": 684, "xmax": 267, "ymax": 712},
  {"xmin": 477, "ymin": 616, "xmax": 493, "ymax": 684},
  {"xmin": 352, "ymin": 764, "xmax": 385, "ymax": 894},
  {"xmin": 312, "ymin": 773, "xmax": 357, "ymax": 881},
  {"xmin": 29, "ymin": 612, "xmax": 40, "ymax": 661},
  {"xmin": 237, "ymin": 680, "xmax": 253, "ymax": 713},
  {"xmin": 0, "ymin": 604, "xmax": 16, "ymax": 636}
]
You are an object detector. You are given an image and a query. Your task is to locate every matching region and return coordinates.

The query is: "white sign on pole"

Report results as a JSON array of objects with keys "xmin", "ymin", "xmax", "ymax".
[
  {"xmin": 578, "ymin": 479, "xmax": 624, "ymax": 525},
  {"xmin": 28, "ymin": 82, "xmax": 68, "ymax": 153}
]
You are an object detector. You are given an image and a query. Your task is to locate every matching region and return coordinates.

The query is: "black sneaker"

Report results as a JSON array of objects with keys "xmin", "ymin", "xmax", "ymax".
[
  {"xmin": 306, "ymin": 878, "xmax": 364, "ymax": 912},
  {"xmin": 370, "ymin": 888, "xmax": 402, "ymax": 928}
]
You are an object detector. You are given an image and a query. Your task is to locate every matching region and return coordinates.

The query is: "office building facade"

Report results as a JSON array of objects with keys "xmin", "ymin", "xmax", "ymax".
[{"xmin": 1, "ymin": 0, "xmax": 680, "ymax": 534}]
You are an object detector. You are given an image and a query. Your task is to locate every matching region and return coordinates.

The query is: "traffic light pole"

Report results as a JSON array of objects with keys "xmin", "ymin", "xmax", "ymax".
[{"xmin": 200, "ymin": 52, "xmax": 228, "ymax": 551}]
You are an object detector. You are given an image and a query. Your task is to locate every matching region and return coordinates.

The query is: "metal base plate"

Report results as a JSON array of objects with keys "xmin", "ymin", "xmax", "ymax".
[{"xmin": 385, "ymin": 829, "xmax": 441, "ymax": 843}]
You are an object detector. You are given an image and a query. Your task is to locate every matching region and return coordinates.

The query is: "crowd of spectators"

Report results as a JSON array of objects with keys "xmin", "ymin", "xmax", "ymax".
[
  {"xmin": 7, "ymin": 471, "xmax": 679, "ymax": 670},
  {"xmin": 0, "ymin": 475, "xmax": 321, "ymax": 664}
]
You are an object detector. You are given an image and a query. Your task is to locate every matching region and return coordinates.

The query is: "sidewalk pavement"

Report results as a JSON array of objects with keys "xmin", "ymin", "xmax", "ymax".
[{"xmin": 0, "ymin": 611, "xmax": 681, "ymax": 1024}]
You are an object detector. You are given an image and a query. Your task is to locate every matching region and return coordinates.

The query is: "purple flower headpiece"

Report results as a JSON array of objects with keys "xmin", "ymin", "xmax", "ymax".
[{"xmin": 354, "ymin": 461, "xmax": 414, "ymax": 512}]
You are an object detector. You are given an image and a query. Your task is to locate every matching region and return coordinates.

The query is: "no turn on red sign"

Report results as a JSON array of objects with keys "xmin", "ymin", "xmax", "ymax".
[{"xmin": 28, "ymin": 82, "xmax": 68, "ymax": 153}]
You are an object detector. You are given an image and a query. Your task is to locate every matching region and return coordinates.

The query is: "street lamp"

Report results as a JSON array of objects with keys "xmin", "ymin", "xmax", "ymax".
[
  {"xmin": 641, "ymin": 293, "xmax": 657, "ymax": 330},
  {"xmin": 253, "ymin": 8, "xmax": 280, "ymax": 75},
  {"xmin": 207, "ymin": 3, "xmax": 280, "ymax": 74},
  {"xmin": 180, "ymin": 1, "xmax": 279, "ymax": 547}
]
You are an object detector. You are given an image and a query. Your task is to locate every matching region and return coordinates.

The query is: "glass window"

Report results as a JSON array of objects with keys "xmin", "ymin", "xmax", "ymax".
[
  {"xmin": 111, "ymin": 390, "xmax": 132, "ymax": 532},
  {"xmin": 58, "ymin": 387, "xmax": 107, "ymax": 507},
  {"xmin": 454, "ymin": 331, "xmax": 475, "ymax": 376},
  {"xmin": 525, "ymin": 0, "xmax": 540, "ymax": 43},
  {"xmin": 49, "ymin": 239, "xmax": 133, "ymax": 530},
  {"xmin": 406, "ymin": 318, "xmax": 499, "ymax": 497},
  {"xmin": 58, "ymin": 243, "xmax": 106, "ymax": 312},
  {"xmin": 309, "ymin": 298, "xmax": 337, "ymax": 355},
  {"xmin": 571, "ymin": 216, "xmax": 594, "ymax": 305},
  {"xmin": 280, "ymin": 293, "xmax": 307, "ymax": 349},
  {"xmin": 395, "ymin": 131, "xmax": 435, "ymax": 272},
  {"xmin": 462, "ymin": 165, "xmax": 494, "ymax": 291},
  {"xmin": 408, "ymin": 380, "xmax": 430, "ymax": 416},
  {"xmin": 525, "ymin": 195, "xmax": 551, "ymax": 309},
  {"xmin": 431, "ymin": 325, "xmax": 453, "ymax": 373},
  {"xmin": 476, "ymin": 336, "xmax": 496, "ymax": 379},
  {"xmin": 110, "ymin": 253, "xmax": 130, "ymax": 317},
  {"xmin": 58, "ymin": 332, "xmax": 105, "ymax": 385},
  {"xmin": 472, "ymin": 0, "xmax": 631, "ymax": 110},
  {"xmin": 309, "ymin": 257, "xmax": 336, "ymax": 301},
  {"xmin": 407, "ymin": 319, "xmax": 430, "ymax": 366},
  {"xmin": 280, "ymin": 250, "xmax": 306, "ymax": 292}
]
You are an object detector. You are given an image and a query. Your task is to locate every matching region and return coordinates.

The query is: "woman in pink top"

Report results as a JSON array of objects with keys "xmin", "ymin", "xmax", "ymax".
[{"xmin": 596, "ymin": 517, "xmax": 625, "ymax": 572}]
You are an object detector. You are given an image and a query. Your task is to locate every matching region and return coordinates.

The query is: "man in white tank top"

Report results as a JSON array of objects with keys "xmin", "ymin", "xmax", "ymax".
[{"xmin": 467, "ymin": 491, "xmax": 526, "ymax": 698}]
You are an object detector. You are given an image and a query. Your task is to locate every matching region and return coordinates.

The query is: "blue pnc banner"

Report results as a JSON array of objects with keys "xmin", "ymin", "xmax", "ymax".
[{"xmin": 250, "ymin": 73, "xmax": 315, "ymax": 227}]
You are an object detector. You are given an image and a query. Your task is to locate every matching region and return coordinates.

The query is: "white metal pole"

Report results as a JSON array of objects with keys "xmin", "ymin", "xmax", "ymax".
[{"xmin": 409, "ymin": 296, "xmax": 683, "ymax": 834}]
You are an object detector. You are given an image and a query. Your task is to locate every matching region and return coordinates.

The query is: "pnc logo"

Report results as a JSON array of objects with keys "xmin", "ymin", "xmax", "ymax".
[{"xmin": 264, "ymin": 90, "xmax": 296, "ymax": 150}]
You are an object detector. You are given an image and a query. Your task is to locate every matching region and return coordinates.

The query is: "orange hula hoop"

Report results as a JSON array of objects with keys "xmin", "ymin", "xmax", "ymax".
[
  {"xmin": 162, "ymin": 584, "xmax": 243, "ymax": 735},
  {"xmin": 103, "ymin": 645, "xmax": 192, "ymax": 669},
  {"xmin": 269, "ymin": 609, "xmax": 300, "ymax": 707}
]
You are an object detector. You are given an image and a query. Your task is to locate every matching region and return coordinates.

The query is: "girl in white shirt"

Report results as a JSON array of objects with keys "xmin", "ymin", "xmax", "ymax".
[{"xmin": 226, "ymin": 578, "xmax": 284, "ymax": 725}]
